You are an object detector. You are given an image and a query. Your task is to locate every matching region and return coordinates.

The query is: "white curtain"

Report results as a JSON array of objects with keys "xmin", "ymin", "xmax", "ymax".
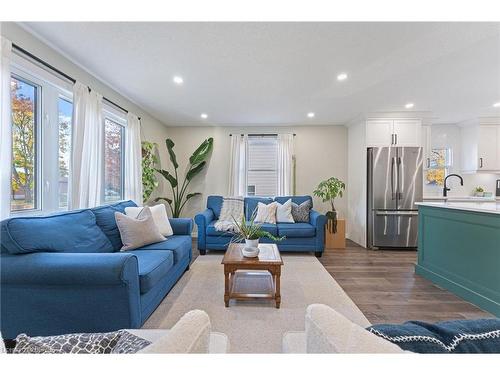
[
  {"xmin": 0, "ymin": 37, "xmax": 12, "ymax": 220},
  {"xmin": 228, "ymin": 134, "xmax": 247, "ymax": 196},
  {"xmin": 70, "ymin": 82, "xmax": 103, "ymax": 209},
  {"xmin": 277, "ymin": 133, "xmax": 294, "ymax": 196},
  {"xmin": 124, "ymin": 112, "xmax": 143, "ymax": 204}
]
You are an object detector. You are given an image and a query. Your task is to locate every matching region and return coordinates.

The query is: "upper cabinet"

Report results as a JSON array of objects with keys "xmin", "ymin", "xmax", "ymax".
[
  {"xmin": 366, "ymin": 119, "xmax": 422, "ymax": 147},
  {"xmin": 461, "ymin": 124, "xmax": 500, "ymax": 173}
]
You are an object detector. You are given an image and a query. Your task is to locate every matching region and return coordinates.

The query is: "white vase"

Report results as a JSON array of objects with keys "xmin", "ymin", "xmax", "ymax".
[{"xmin": 243, "ymin": 238, "xmax": 260, "ymax": 257}]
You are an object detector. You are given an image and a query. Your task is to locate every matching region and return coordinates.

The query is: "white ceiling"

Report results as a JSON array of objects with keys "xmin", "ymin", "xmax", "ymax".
[{"xmin": 21, "ymin": 22, "xmax": 500, "ymax": 126}]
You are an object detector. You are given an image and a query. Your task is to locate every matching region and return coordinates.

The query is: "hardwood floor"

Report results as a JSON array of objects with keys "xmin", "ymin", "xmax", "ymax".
[
  {"xmin": 320, "ymin": 240, "xmax": 493, "ymax": 324},
  {"xmin": 191, "ymin": 239, "xmax": 493, "ymax": 324}
]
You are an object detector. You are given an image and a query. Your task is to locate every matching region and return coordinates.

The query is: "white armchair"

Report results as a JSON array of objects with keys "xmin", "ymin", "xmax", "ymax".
[
  {"xmin": 282, "ymin": 304, "xmax": 403, "ymax": 353},
  {"xmin": 130, "ymin": 310, "xmax": 229, "ymax": 354}
]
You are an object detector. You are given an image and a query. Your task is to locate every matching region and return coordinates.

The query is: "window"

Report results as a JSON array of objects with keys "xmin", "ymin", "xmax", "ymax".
[
  {"xmin": 10, "ymin": 77, "xmax": 39, "ymax": 212},
  {"xmin": 10, "ymin": 53, "xmax": 73, "ymax": 214},
  {"xmin": 103, "ymin": 116, "xmax": 124, "ymax": 203},
  {"xmin": 425, "ymin": 148, "xmax": 452, "ymax": 186},
  {"xmin": 58, "ymin": 97, "xmax": 72, "ymax": 208},
  {"xmin": 246, "ymin": 135, "xmax": 278, "ymax": 196}
]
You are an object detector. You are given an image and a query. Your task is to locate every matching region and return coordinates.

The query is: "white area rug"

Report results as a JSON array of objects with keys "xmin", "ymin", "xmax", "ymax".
[{"xmin": 143, "ymin": 254, "xmax": 368, "ymax": 353}]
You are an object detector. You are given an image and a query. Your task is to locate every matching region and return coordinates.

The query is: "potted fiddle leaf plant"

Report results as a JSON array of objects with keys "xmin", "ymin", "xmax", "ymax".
[
  {"xmin": 154, "ymin": 137, "xmax": 213, "ymax": 217},
  {"xmin": 313, "ymin": 177, "xmax": 346, "ymax": 233},
  {"xmin": 231, "ymin": 211, "xmax": 284, "ymax": 258}
]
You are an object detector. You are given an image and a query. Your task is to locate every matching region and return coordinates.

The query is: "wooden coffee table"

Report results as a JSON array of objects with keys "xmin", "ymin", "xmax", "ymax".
[{"xmin": 221, "ymin": 243, "xmax": 283, "ymax": 308}]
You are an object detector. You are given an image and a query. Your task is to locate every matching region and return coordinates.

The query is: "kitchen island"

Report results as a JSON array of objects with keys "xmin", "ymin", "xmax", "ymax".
[{"xmin": 415, "ymin": 201, "xmax": 500, "ymax": 317}]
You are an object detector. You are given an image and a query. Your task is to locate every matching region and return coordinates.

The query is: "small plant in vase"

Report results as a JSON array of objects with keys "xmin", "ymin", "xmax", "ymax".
[
  {"xmin": 474, "ymin": 186, "xmax": 485, "ymax": 197},
  {"xmin": 231, "ymin": 212, "xmax": 284, "ymax": 258},
  {"xmin": 313, "ymin": 177, "xmax": 346, "ymax": 233}
]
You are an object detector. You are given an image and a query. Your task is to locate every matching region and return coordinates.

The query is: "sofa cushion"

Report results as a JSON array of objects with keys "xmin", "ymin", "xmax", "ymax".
[
  {"xmin": 278, "ymin": 223, "xmax": 316, "ymax": 238},
  {"xmin": 254, "ymin": 223, "xmax": 278, "ymax": 236},
  {"xmin": 206, "ymin": 220, "xmax": 236, "ymax": 237},
  {"xmin": 275, "ymin": 195, "xmax": 313, "ymax": 207},
  {"xmin": 244, "ymin": 197, "xmax": 274, "ymax": 220},
  {"xmin": 136, "ymin": 236, "xmax": 192, "ymax": 263},
  {"xmin": 92, "ymin": 200, "xmax": 138, "ymax": 251},
  {"xmin": 1, "ymin": 210, "xmax": 113, "ymax": 254},
  {"xmin": 206, "ymin": 196, "xmax": 223, "ymax": 219},
  {"xmin": 368, "ymin": 319, "xmax": 500, "ymax": 353},
  {"xmin": 128, "ymin": 250, "xmax": 174, "ymax": 294}
]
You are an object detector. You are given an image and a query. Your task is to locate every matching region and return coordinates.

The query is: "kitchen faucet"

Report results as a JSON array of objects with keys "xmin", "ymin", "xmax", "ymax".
[{"xmin": 443, "ymin": 174, "xmax": 464, "ymax": 197}]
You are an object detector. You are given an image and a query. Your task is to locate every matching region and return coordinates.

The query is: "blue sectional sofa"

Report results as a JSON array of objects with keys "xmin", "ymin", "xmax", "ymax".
[
  {"xmin": 195, "ymin": 195, "xmax": 327, "ymax": 257},
  {"xmin": 0, "ymin": 200, "xmax": 193, "ymax": 339}
]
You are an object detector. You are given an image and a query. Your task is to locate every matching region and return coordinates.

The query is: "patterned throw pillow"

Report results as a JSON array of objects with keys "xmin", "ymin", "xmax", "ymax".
[
  {"xmin": 13, "ymin": 331, "xmax": 122, "ymax": 354},
  {"xmin": 111, "ymin": 331, "xmax": 151, "ymax": 354},
  {"xmin": 368, "ymin": 318, "xmax": 500, "ymax": 353},
  {"xmin": 291, "ymin": 200, "xmax": 312, "ymax": 223},
  {"xmin": 254, "ymin": 202, "xmax": 278, "ymax": 224}
]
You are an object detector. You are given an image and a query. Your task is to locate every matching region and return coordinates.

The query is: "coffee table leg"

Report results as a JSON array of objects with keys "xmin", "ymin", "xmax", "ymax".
[
  {"xmin": 275, "ymin": 269, "xmax": 281, "ymax": 309},
  {"xmin": 224, "ymin": 269, "xmax": 230, "ymax": 307}
]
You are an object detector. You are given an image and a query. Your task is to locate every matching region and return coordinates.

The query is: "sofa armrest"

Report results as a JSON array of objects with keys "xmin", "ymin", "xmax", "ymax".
[
  {"xmin": 1, "ymin": 252, "xmax": 138, "ymax": 286},
  {"xmin": 310, "ymin": 210, "xmax": 327, "ymax": 253},
  {"xmin": 194, "ymin": 209, "xmax": 214, "ymax": 226},
  {"xmin": 309, "ymin": 210, "xmax": 327, "ymax": 227},
  {"xmin": 194, "ymin": 209, "xmax": 215, "ymax": 252},
  {"xmin": 170, "ymin": 218, "xmax": 193, "ymax": 235},
  {"xmin": 1, "ymin": 252, "xmax": 142, "ymax": 338}
]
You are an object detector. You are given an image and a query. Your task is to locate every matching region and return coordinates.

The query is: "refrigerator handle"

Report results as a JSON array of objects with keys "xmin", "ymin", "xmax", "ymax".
[
  {"xmin": 397, "ymin": 156, "xmax": 402, "ymax": 200},
  {"xmin": 391, "ymin": 157, "xmax": 396, "ymax": 200}
]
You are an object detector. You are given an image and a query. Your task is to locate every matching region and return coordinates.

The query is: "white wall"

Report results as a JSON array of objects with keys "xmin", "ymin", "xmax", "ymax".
[
  {"xmin": 160, "ymin": 125, "xmax": 348, "ymax": 231},
  {"xmin": 0, "ymin": 22, "xmax": 171, "ymax": 201},
  {"xmin": 346, "ymin": 120, "xmax": 366, "ymax": 247}
]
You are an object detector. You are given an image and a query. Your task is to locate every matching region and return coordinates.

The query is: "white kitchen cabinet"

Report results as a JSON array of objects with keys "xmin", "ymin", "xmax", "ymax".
[
  {"xmin": 365, "ymin": 120, "xmax": 393, "ymax": 146},
  {"xmin": 393, "ymin": 119, "xmax": 422, "ymax": 147},
  {"xmin": 366, "ymin": 119, "xmax": 422, "ymax": 147},
  {"xmin": 478, "ymin": 126, "xmax": 499, "ymax": 171},
  {"xmin": 422, "ymin": 125, "xmax": 432, "ymax": 169},
  {"xmin": 461, "ymin": 125, "xmax": 500, "ymax": 173}
]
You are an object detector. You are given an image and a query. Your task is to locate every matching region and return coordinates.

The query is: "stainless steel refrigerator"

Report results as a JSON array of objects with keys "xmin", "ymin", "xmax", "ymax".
[{"xmin": 367, "ymin": 147, "xmax": 423, "ymax": 249}]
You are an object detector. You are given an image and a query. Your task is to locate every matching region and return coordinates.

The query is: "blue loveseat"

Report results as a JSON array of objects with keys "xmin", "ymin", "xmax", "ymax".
[
  {"xmin": 0, "ymin": 200, "xmax": 193, "ymax": 339},
  {"xmin": 195, "ymin": 196, "xmax": 327, "ymax": 257}
]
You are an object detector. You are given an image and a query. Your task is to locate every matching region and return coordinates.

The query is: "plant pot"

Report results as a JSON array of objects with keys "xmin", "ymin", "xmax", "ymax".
[{"xmin": 243, "ymin": 238, "xmax": 260, "ymax": 257}]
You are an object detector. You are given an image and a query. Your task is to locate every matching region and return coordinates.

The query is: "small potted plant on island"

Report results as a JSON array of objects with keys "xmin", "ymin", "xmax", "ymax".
[
  {"xmin": 231, "ymin": 213, "xmax": 284, "ymax": 258},
  {"xmin": 474, "ymin": 186, "xmax": 485, "ymax": 197},
  {"xmin": 313, "ymin": 177, "xmax": 346, "ymax": 234}
]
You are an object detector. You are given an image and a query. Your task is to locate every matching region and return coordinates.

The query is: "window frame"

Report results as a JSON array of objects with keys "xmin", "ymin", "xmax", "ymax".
[
  {"xmin": 102, "ymin": 105, "xmax": 126, "ymax": 204},
  {"xmin": 9, "ymin": 53, "xmax": 73, "ymax": 216},
  {"xmin": 246, "ymin": 134, "xmax": 279, "ymax": 196}
]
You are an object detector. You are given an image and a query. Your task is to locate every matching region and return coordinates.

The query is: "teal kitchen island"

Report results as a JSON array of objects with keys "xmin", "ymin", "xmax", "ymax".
[{"xmin": 415, "ymin": 201, "xmax": 500, "ymax": 317}]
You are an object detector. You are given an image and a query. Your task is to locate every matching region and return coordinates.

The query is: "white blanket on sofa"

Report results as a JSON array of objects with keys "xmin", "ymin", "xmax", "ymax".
[{"xmin": 214, "ymin": 197, "xmax": 244, "ymax": 233}]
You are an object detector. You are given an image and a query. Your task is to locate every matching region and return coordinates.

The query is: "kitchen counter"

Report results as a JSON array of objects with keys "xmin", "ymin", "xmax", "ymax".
[
  {"xmin": 416, "ymin": 201, "xmax": 500, "ymax": 215},
  {"xmin": 415, "ymin": 203, "xmax": 500, "ymax": 317}
]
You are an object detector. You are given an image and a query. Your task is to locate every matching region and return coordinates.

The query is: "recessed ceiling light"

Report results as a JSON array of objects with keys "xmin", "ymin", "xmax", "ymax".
[
  {"xmin": 200, "ymin": 113, "xmax": 208, "ymax": 119},
  {"xmin": 405, "ymin": 103, "xmax": 414, "ymax": 109},
  {"xmin": 173, "ymin": 76, "xmax": 184, "ymax": 85},
  {"xmin": 307, "ymin": 112, "xmax": 315, "ymax": 118},
  {"xmin": 493, "ymin": 102, "xmax": 500, "ymax": 108},
  {"xmin": 337, "ymin": 73, "xmax": 348, "ymax": 81}
]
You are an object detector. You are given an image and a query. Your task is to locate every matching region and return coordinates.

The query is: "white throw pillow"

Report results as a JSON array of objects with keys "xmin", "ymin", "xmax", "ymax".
[
  {"xmin": 276, "ymin": 199, "xmax": 295, "ymax": 223},
  {"xmin": 138, "ymin": 310, "xmax": 211, "ymax": 353},
  {"xmin": 305, "ymin": 304, "xmax": 404, "ymax": 353},
  {"xmin": 254, "ymin": 202, "xmax": 278, "ymax": 224},
  {"xmin": 115, "ymin": 207, "xmax": 166, "ymax": 251},
  {"xmin": 125, "ymin": 204, "xmax": 173, "ymax": 236}
]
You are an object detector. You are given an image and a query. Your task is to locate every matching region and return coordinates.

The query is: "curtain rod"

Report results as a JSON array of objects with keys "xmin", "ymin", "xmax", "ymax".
[
  {"xmin": 229, "ymin": 133, "xmax": 296, "ymax": 137},
  {"xmin": 12, "ymin": 43, "xmax": 141, "ymax": 121}
]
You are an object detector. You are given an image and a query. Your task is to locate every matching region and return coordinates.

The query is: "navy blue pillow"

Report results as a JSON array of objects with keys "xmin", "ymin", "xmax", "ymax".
[{"xmin": 368, "ymin": 319, "xmax": 500, "ymax": 353}]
